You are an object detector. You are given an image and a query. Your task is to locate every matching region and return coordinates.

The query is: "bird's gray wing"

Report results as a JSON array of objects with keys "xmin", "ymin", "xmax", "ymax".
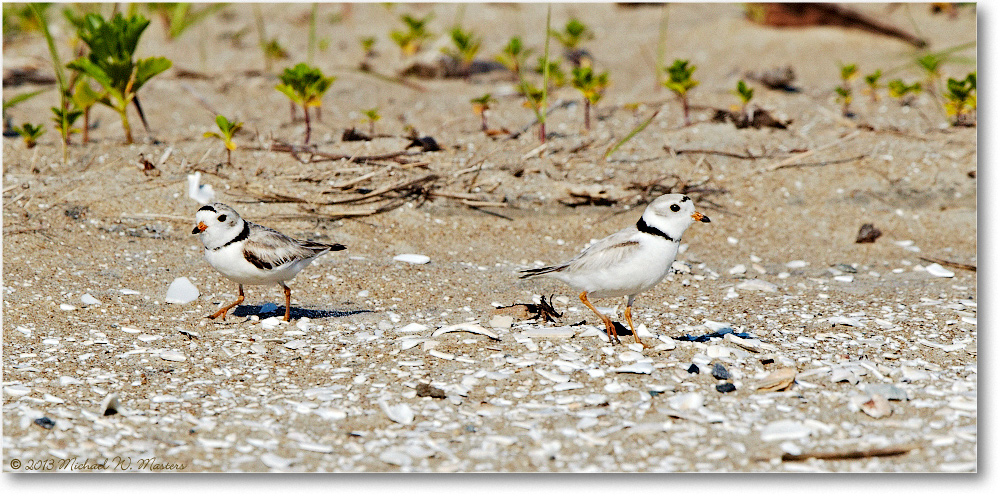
[{"xmin": 242, "ymin": 222, "xmax": 328, "ymax": 270}]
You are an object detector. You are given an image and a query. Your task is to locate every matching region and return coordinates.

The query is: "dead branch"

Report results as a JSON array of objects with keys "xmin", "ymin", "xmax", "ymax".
[{"xmin": 919, "ymin": 256, "xmax": 977, "ymax": 272}]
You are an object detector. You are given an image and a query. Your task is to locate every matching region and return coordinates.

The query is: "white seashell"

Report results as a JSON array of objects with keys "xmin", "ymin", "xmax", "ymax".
[
  {"xmin": 615, "ymin": 362, "xmax": 654, "ymax": 374},
  {"xmin": 925, "ymin": 263, "xmax": 955, "ymax": 278},
  {"xmin": 299, "ymin": 442, "xmax": 334, "ymax": 454},
  {"xmin": 198, "ymin": 438, "xmax": 233, "ymax": 449},
  {"xmin": 702, "ymin": 320, "xmax": 732, "ymax": 332},
  {"xmin": 729, "ymin": 264, "xmax": 746, "ymax": 275},
  {"xmin": 537, "ymin": 370, "xmax": 570, "ymax": 383},
  {"xmin": 379, "ymin": 450, "xmax": 412, "ymax": 467},
  {"xmin": 159, "ymin": 350, "xmax": 187, "ymax": 362},
  {"xmin": 785, "ymin": 260, "xmax": 808, "ymax": 269},
  {"xmin": 43, "ymin": 393, "xmax": 64, "ymax": 404},
  {"xmin": 830, "ymin": 367, "xmax": 860, "ymax": 384},
  {"xmin": 250, "ymin": 343, "xmax": 267, "ymax": 354},
  {"xmin": 5, "ymin": 385, "xmax": 31, "ymax": 396},
  {"xmin": 295, "ymin": 318, "xmax": 312, "ymax": 332},
  {"xmin": 397, "ymin": 323, "xmax": 429, "ymax": 334},
  {"xmin": 428, "ymin": 349, "xmax": 455, "ymax": 360},
  {"xmin": 119, "ymin": 288, "xmax": 141, "ymax": 295},
  {"xmin": 59, "ymin": 376, "xmax": 83, "ymax": 387},
  {"xmin": 833, "ymin": 275, "xmax": 854, "ymax": 283},
  {"xmin": 315, "ymin": 408, "xmax": 347, "ymax": 421},
  {"xmin": 151, "ymin": 395, "xmax": 179, "ymax": 403},
  {"xmin": 80, "ymin": 293, "xmax": 101, "ymax": 306},
  {"xmin": 618, "ymin": 351, "xmax": 644, "ymax": 362},
  {"xmin": 761, "ymin": 420, "xmax": 812, "ymax": 442},
  {"xmin": 260, "ymin": 317, "xmax": 282, "ymax": 330},
  {"xmin": 120, "ymin": 326, "xmax": 142, "ymax": 334},
  {"xmin": 60, "ymin": 303, "xmax": 77, "ymax": 311},
  {"xmin": 488, "ymin": 314, "xmax": 514, "ymax": 329},
  {"xmin": 667, "ymin": 392, "xmax": 703, "ymax": 411},
  {"xmin": 393, "ymin": 253, "xmax": 430, "ymax": 264},
  {"xmin": 379, "ymin": 400, "xmax": 415, "ymax": 425},
  {"xmin": 165, "ymin": 277, "xmax": 199, "ymax": 304},
  {"xmin": 706, "ymin": 345, "xmax": 732, "ymax": 358},
  {"xmin": 917, "ymin": 339, "xmax": 966, "ymax": 352},
  {"xmin": 99, "ymin": 393, "xmax": 121, "ymax": 416},
  {"xmin": 828, "ymin": 316, "xmax": 865, "ymax": 327},
  {"xmin": 860, "ymin": 394, "xmax": 892, "ymax": 418},
  {"xmin": 284, "ymin": 339, "xmax": 307, "ymax": 350},
  {"xmin": 260, "ymin": 453, "xmax": 292, "ymax": 470},
  {"xmin": 756, "ymin": 368, "xmax": 797, "ymax": 392},
  {"xmin": 604, "ymin": 382, "xmax": 629, "ymax": 393},
  {"xmin": 137, "ymin": 334, "xmax": 162, "ymax": 343},
  {"xmin": 657, "ymin": 335, "xmax": 677, "ymax": 350},
  {"xmin": 553, "ymin": 382, "xmax": 583, "ymax": 392},
  {"xmin": 736, "ymin": 279, "xmax": 778, "ymax": 292},
  {"xmin": 399, "ymin": 339, "xmax": 423, "ymax": 351},
  {"xmin": 432, "ymin": 322, "xmax": 500, "ymax": 340}
]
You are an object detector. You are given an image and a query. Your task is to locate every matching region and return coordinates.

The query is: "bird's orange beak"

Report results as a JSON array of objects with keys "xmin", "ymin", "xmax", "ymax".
[
  {"xmin": 192, "ymin": 221, "xmax": 208, "ymax": 234},
  {"xmin": 692, "ymin": 212, "xmax": 711, "ymax": 223}
]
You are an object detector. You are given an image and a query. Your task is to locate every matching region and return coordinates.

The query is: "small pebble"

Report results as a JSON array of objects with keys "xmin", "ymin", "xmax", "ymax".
[
  {"xmin": 687, "ymin": 364, "xmax": 700, "ymax": 374},
  {"xmin": 80, "ymin": 293, "xmax": 101, "ymax": 306},
  {"xmin": 165, "ymin": 277, "xmax": 199, "ymax": 304}
]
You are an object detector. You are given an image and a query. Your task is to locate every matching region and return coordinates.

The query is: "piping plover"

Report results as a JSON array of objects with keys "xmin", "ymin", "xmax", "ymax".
[
  {"xmin": 192, "ymin": 203, "xmax": 345, "ymax": 322},
  {"xmin": 520, "ymin": 194, "xmax": 710, "ymax": 346}
]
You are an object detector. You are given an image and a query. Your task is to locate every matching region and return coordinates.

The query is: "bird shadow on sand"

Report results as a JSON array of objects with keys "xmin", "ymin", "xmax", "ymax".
[{"xmin": 232, "ymin": 305, "xmax": 371, "ymax": 320}]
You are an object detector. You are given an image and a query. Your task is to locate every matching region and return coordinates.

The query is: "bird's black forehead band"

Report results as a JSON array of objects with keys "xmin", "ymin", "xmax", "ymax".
[
  {"xmin": 681, "ymin": 196, "xmax": 690, "ymax": 202},
  {"xmin": 197, "ymin": 205, "xmax": 217, "ymax": 213}
]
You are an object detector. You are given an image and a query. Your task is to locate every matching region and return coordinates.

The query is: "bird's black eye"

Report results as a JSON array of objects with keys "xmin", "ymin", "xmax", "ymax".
[
  {"xmin": 670, "ymin": 204, "xmax": 680, "ymax": 212},
  {"xmin": 218, "ymin": 214, "xmax": 227, "ymax": 222}
]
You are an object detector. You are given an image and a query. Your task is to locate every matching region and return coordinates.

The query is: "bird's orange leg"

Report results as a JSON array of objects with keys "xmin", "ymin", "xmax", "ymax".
[
  {"xmin": 580, "ymin": 291, "xmax": 619, "ymax": 345},
  {"xmin": 281, "ymin": 283, "xmax": 292, "ymax": 322},
  {"xmin": 209, "ymin": 284, "xmax": 244, "ymax": 320},
  {"xmin": 623, "ymin": 298, "xmax": 646, "ymax": 348}
]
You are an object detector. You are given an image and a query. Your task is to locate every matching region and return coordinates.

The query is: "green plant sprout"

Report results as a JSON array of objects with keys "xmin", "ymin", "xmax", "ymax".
[
  {"xmin": 70, "ymin": 77, "xmax": 103, "ymax": 144},
  {"xmin": 275, "ymin": 63, "xmax": 335, "ymax": 144},
  {"xmin": 470, "ymin": 93, "xmax": 496, "ymax": 133},
  {"xmin": 835, "ymin": 63, "xmax": 858, "ymax": 116},
  {"xmin": 496, "ymin": 36, "xmax": 532, "ymax": 78},
  {"xmin": 571, "ymin": 66, "xmax": 609, "ymax": 131},
  {"xmin": 662, "ymin": 59, "xmax": 699, "ymax": 125},
  {"xmin": 535, "ymin": 57, "xmax": 566, "ymax": 89},
  {"xmin": 204, "ymin": 115, "xmax": 243, "ymax": 164},
  {"xmin": 359, "ymin": 36, "xmax": 377, "ymax": 71},
  {"xmin": 863, "ymin": 70, "xmax": 883, "ymax": 102},
  {"xmin": 66, "ymin": 13, "xmax": 172, "ymax": 144},
  {"xmin": 391, "ymin": 13, "xmax": 433, "ymax": 57},
  {"xmin": 915, "ymin": 53, "xmax": 942, "ymax": 94},
  {"xmin": 13, "ymin": 122, "xmax": 45, "ymax": 148},
  {"xmin": 551, "ymin": 18, "xmax": 593, "ymax": 50},
  {"xmin": 2, "ymin": 89, "xmax": 47, "ymax": 135},
  {"xmin": 732, "ymin": 80, "xmax": 754, "ymax": 113},
  {"xmin": 254, "ymin": 4, "xmax": 288, "ymax": 72},
  {"xmin": 30, "ymin": 3, "xmax": 73, "ymax": 160},
  {"xmin": 943, "ymin": 72, "xmax": 976, "ymax": 126},
  {"xmin": 443, "ymin": 26, "xmax": 481, "ymax": 75},
  {"xmin": 50, "ymin": 106, "xmax": 83, "ymax": 146},
  {"xmin": 887, "ymin": 79, "xmax": 922, "ymax": 103},
  {"xmin": 148, "ymin": 3, "xmax": 227, "ymax": 40},
  {"xmin": 362, "ymin": 107, "xmax": 381, "ymax": 135}
]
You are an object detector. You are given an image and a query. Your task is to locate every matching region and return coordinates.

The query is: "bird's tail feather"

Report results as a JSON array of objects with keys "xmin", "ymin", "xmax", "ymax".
[{"xmin": 519, "ymin": 264, "xmax": 566, "ymax": 279}]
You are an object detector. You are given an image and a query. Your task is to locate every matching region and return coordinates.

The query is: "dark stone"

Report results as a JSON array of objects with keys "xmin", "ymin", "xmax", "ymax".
[
  {"xmin": 687, "ymin": 364, "xmax": 700, "ymax": 374},
  {"xmin": 416, "ymin": 382, "xmax": 447, "ymax": 399},
  {"xmin": 716, "ymin": 383, "xmax": 737, "ymax": 394},
  {"xmin": 711, "ymin": 363, "xmax": 731, "ymax": 381},
  {"xmin": 34, "ymin": 417, "xmax": 55, "ymax": 429},
  {"xmin": 856, "ymin": 223, "xmax": 883, "ymax": 243}
]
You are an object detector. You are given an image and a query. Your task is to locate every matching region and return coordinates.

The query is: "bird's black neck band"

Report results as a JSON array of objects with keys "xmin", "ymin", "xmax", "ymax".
[
  {"xmin": 636, "ymin": 217, "xmax": 675, "ymax": 242},
  {"xmin": 214, "ymin": 222, "xmax": 250, "ymax": 251}
]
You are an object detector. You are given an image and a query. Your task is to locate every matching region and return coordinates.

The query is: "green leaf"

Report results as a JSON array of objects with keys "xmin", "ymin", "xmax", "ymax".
[
  {"xmin": 3, "ymin": 88, "xmax": 48, "ymax": 111},
  {"xmin": 134, "ymin": 56, "xmax": 173, "ymax": 89}
]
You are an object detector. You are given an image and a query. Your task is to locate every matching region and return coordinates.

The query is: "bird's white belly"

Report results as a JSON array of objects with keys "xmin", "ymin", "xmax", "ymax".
[
  {"xmin": 556, "ymin": 243, "xmax": 677, "ymax": 298},
  {"xmin": 204, "ymin": 245, "xmax": 313, "ymax": 285}
]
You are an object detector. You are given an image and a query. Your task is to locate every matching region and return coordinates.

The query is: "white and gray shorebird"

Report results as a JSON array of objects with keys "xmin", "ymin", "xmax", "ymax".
[
  {"xmin": 192, "ymin": 203, "xmax": 345, "ymax": 322},
  {"xmin": 520, "ymin": 193, "xmax": 710, "ymax": 346}
]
